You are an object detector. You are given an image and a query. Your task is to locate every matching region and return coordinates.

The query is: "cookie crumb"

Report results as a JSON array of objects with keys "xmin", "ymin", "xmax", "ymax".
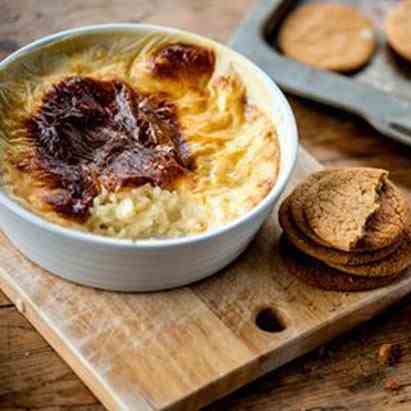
[{"xmin": 385, "ymin": 377, "xmax": 401, "ymax": 392}]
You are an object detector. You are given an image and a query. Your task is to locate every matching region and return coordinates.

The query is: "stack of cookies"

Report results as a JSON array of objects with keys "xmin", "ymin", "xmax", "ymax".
[{"xmin": 279, "ymin": 168, "xmax": 411, "ymax": 291}]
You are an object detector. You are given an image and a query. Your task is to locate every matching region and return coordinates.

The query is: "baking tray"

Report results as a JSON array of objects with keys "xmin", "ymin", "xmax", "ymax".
[{"xmin": 230, "ymin": 0, "xmax": 411, "ymax": 146}]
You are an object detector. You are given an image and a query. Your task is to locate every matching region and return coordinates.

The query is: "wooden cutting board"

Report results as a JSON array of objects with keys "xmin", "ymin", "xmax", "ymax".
[{"xmin": 1, "ymin": 147, "xmax": 411, "ymax": 411}]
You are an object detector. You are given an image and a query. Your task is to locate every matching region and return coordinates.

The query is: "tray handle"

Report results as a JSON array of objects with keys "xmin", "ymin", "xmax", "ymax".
[{"xmin": 230, "ymin": 0, "xmax": 411, "ymax": 146}]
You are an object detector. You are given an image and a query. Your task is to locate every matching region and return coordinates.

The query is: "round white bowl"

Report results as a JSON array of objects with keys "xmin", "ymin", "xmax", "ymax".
[{"xmin": 0, "ymin": 24, "xmax": 298, "ymax": 291}]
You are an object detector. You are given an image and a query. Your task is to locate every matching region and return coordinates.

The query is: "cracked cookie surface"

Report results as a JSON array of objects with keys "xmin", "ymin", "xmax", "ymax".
[
  {"xmin": 361, "ymin": 180, "xmax": 410, "ymax": 251},
  {"xmin": 290, "ymin": 171, "xmax": 334, "ymax": 248},
  {"xmin": 291, "ymin": 169, "xmax": 406, "ymax": 252},
  {"xmin": 280, "ymin": 167, "xmax": 411, "ymax": 290},
  {"xmin": 303, "ymin": 168, "xmax": 401, "ymax": 252},
  {"xmin": 278, "ymin": 3, "xmax": 376, "ymax": 72},
  {"xmin": 279, "ymin": 196, "xmax": 401, "ymax": 267}
]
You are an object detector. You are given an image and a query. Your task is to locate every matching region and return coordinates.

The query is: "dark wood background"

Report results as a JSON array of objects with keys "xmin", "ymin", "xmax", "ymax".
[{"xmin": 1, "ymin": 1, "xmax": 411, "ymax": 410}]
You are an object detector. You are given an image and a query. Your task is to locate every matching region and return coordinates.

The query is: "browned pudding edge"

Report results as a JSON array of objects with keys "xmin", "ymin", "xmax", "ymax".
[{"xmin": 151, "ymin": 42, "xmax": 215, "ymax": 81}]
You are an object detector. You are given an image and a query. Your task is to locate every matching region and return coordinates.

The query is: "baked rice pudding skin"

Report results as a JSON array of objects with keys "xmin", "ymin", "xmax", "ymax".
[{"xmin": 0, "ymin": 32, "xmax": 280, "ymax": 240}]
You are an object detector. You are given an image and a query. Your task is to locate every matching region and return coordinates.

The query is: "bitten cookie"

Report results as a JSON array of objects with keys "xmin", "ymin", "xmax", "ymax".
[
  {"xmin": 328, "ymin": 229, "xmax": 411, "ymax": 277},
  {"xmin": 361, "ymin": 180, "xmax": 410, "ymax": 250},
  {"xmin": 303, "ymin": 168, "xmax": 407, "ymax": 252},
  {"xmin": 385, "ymin": 0, "xmax": 411, "ymax": 62},
  {"xmin": 278, "ymin": 3, "xmax": 376, "ymax": 71},
  {"xmin": 279, "ymin": 167, "xmax": 411, "ymax": 292},
  {"xmin": 280, "ymin": 236, "xmax": 403, "ymax": 292},
  {"xmin": 279, "ymin": 196, "xmax": 401, "ymax": 267}
]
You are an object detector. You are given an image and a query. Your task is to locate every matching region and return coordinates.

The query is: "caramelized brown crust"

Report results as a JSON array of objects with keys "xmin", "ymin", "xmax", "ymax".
[
  {"xmin": 21, "ymin": 76, "xmax": 191, "ymax": 218},
  {"xmin": 151, "ymin": 43, "xmax": 215, "ymax": 81}
]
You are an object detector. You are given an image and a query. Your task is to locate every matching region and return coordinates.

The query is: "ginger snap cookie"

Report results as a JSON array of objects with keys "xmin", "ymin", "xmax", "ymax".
[
  {"xmin": 279, "ymin": 167, "xmax": 411, "ymax": 292},
  {"xmin": 361, "ymin": 180, "xmax": 410, "ymax": 250},
  {"xmin": 279, "ymin": 196, "xmax": 401, "ymax": 267},
  {"xmin": 385, "ymin": 0, "xmax": 411, "ymax": 62},
  {"xmin": 303, "ymin": 168, "xmax": 407, "ymax": 252},
  {"xmin": 278, "ymin": 3, "xmax": 376, "ymax": 72},
  {"xmin": 290, "ymin": 171, "xmax": 335, "ymax": 248},
  {"xmin": 291, "ymin": 169, "xmax": 405, "ymax": 252},
  {"xmin": 328, "ymin": 229, "xmax": 411, "ymax": 277},
  {"xmin": 279, "ymin": 236, "xmax": 403, "ymax": 292}
]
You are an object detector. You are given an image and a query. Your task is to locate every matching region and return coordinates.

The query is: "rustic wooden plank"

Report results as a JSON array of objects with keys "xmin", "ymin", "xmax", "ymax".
[
  {"xmin": 0, "ymin": 2, "xmax": 258, "ymax": 410},
  {"xmin": 1, "ymin": 107, "xmax": 410, "ymax": 411},
  {"xmin": 2, "ymin": 148, "xmax": 411, "ymax": 411},
  {"xmin": 0, "ymin": 306, "xmax": 102, "ymax": 410},
  {"xmin": 2, "ymin": 294, "xmax": 411, "ymax": 411},
  {"xmin": 2, "ymin": 90, "xmax": 409, "ymax": 411},
  {"xmin": 2, "ymin": 1, "xmax": 411, "ymax": 411},
  {"xmin": 0, "ymin": 252, "xmax": 254, "ymax": 410},
  {"xmin": 211, "ymin": 294, "xmax": 411, "ymax": 411}
]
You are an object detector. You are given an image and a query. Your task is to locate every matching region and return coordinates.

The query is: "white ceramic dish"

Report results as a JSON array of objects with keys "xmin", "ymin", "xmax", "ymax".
[{"xmin": 0, "ymin": 24, "xmax": 298, "ymax": 291}]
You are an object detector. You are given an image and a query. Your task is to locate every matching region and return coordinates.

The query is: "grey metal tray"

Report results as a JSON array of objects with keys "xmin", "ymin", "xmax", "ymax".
[{"xmin": 230, "ymin": 0, "xmax": 411, "ymax": 146}]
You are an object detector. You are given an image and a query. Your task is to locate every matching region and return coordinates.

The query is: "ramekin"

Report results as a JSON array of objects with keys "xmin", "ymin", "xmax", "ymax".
[{"xmin": 0, "ymin": 24, "xmax": 298, "ymax": 291}]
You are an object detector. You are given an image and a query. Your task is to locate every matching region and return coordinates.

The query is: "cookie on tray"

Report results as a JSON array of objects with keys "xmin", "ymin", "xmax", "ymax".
[
  {"xmin": 385, "ymin": 0, "xmax": 411, "ymax": 62},
  {"xmin": 278, "ymin": 3, "xmax": 376, "ymax": 72}
]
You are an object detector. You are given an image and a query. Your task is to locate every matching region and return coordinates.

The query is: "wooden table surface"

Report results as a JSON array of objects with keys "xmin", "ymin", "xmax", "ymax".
[{"xmin": 1, "ymin": 1, "xmax": 411, "ymax": 410}]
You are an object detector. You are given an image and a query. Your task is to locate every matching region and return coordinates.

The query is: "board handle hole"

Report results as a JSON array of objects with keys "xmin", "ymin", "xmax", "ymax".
[{"xmin": 255, "ymin": 307, "xmax": 286, "ymax": 333}]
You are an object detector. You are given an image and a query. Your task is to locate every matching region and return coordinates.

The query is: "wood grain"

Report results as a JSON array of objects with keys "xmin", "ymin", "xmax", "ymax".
[
  {"xmin": 211, "ymin": 294, "xmax": 411, "ymax": 411},
  {"xmin": 2, "ymin": 147, "xmax": 411, "ymax": 411},
  {"xmin": 0, "ymin": 292, "xmax": 11, "ymax": 307},
  {"xmin": 2, "ymin": 1, "xmax": 411, "ymax": 411},
  {"xmin": 0, "ymin": 307, "xmax": 99, "ymax": 410}
]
